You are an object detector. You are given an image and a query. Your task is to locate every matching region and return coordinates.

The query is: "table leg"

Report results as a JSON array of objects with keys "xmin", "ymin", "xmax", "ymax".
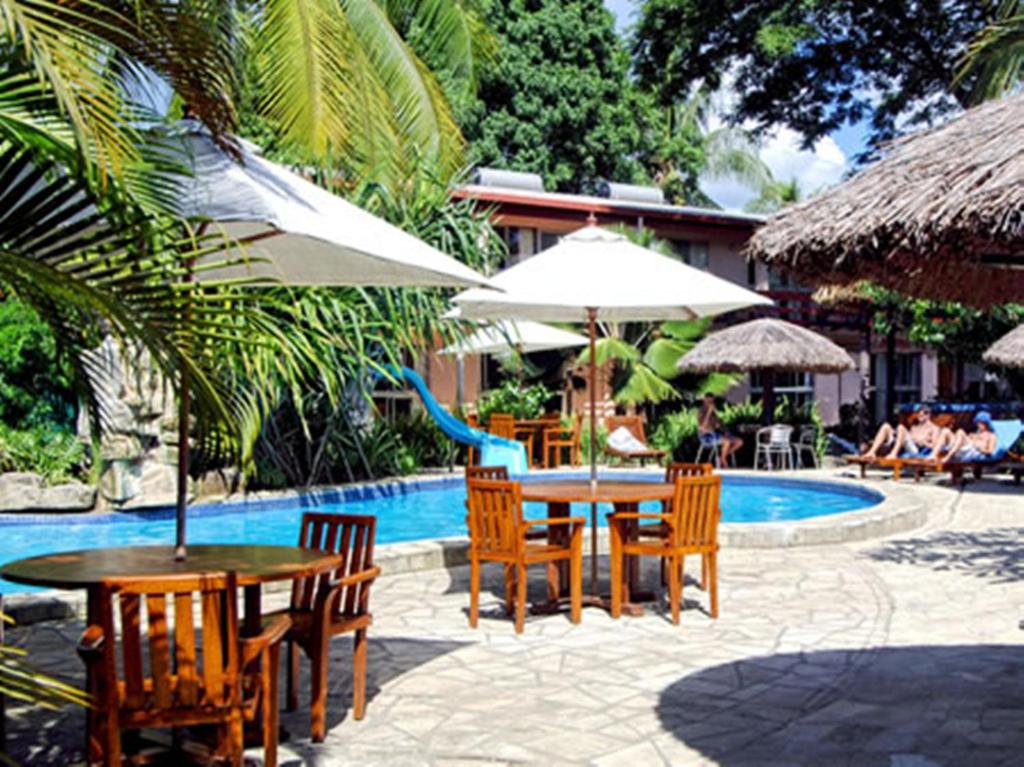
[{"xmin": 547, "ymin": 501, "xmax": 570, "ymax": 595}]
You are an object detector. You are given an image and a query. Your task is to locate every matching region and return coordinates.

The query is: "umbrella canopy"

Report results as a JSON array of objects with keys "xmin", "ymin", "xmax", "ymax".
[
  {"xmin": 165, "ymin": 126, "xmax": 492, "ymax": 558},
  {"xmin": 440, "ymin": 319, "xmax": 588, "ymax": 356},
  {"xmin": 983, "ymin": 324, "xmax": 1024, "ymax": 368},
  {"xmin": 747, "ymin": 92, "xmax": 1024, "ymax": 306},
  {"xmin": 453, "ymin": 225, "xmax": 769, "ymax": 591},
  {"xmin": 677, "ymin": 318, "xmax": 855, "ymax": 374},
  {"xmin": 172, "ymin": 123, "xmax": 491, "ymax": 288},
  {"xmin": 454, "ymin": 225, "xmax": 769, "ymax": 322},
  {"xmin": 678, "ymin": 318, "xmax": 854, "ymax": 424}
]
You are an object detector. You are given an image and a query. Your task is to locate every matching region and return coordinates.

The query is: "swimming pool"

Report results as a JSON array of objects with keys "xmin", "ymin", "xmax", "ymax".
[{"xmin": 0, "ymin": 473, "xmax": 882, "ymax": 594}]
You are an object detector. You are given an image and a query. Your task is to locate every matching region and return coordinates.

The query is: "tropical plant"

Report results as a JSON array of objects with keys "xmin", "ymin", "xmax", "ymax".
[
  {"xmin": 1, "ymin": 610, "xmax": 89, "ymax": 761},
  {"xmin": 460, "ymin": 0, "xmax": 657, "ymax": 193},
  {"xmin": 0, "ymin": 298, "xmax": 75, "ymax": 430},
  {"xmin": 477, "ymin": 380, "xmax": 553, "ymax": 421},
  {"xmin": 651, "ymin": 89, "xmax": 771, "ymax": 207},
  {"xmin": 0, "ymin": 423, "xmax": 86, "ymax": 483},
  {"xmin": 745, "ymin": 176, "xmax": 803, "ymax": 214},
  {"xmin": 956, "ymin": 0, "xmax": 1024, "ymax": 105},
  {"xmin": 631, "ymin": 0, "xmax": 994, "ymax": 154}
]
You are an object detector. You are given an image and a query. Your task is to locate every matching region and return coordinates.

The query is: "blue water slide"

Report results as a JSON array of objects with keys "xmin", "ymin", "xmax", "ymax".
[{"xmin": 388, "ymin": 366, "xmax": 529, "ymax": 475}]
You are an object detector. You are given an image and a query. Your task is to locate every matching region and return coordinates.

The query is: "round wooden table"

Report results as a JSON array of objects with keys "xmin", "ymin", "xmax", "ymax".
[
  {"xmin": 520, "ymin": 479, "xmax": 674, "ymax": 613},
  {"xmin": 2, "ymin": 544, "xmax": 342, "ymax": 762}
]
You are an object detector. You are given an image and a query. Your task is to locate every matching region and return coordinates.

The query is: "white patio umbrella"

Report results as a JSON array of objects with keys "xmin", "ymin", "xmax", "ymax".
[
  {"xmin": 453, "ymin": 225, "xmax": 770, "ymax": 587},
  {"xmin": 165, "ymin": 124, "xmax": 492, "ymax": 558},
  {"xmin": 440, "ymin": 319, "xmax": 588, "ymax": 356},
  {"xmin": 441, "ymin": 319, "xmax": 588, "ymax": 407}
]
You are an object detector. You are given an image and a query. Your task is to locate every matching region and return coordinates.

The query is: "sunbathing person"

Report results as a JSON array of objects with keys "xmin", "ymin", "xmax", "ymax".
[
  {"xmin": 861, "ymin": 405, "xmax": 939, "ymax": 460},
  {"xmin": 932, "ymin": 411, "xmax": 998, "ymax": 463},
  {"xmin": 698, "ymin": 392, "xmax": 743, "ymax": 464}
]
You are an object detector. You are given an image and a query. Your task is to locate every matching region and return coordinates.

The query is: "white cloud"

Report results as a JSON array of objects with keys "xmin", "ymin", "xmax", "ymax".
[{"xmin": 701, "ymin": 125, "xmax": 848, "ymax": 212}]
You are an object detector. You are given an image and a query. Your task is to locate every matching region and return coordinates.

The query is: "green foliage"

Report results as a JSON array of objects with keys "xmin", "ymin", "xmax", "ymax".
[
  {"xmin": 477, "ymin": 380, "xmax": 552, "ymax": 421},
  {"xmin": 650, "ymin": 408, "xmax": 699, "ymax": 460},
  {"xmin": 0, "ymin": 424, "xmax": 86, "ymax": 484},
  {"xmin": 0, "ymin": 298, "xmax": 75, "ymax": 430},
  {"xmin": 957, "ymin": 0, "xmax": 1024, "ymax": 105},
  {"xmin": 390, "ymin": 410, "xmax": 456, "ymax": 469},
  {"xmin": 632, "ymin": 1, "xmax": 993, "ymax": 152},
  {"xmin": 461, "ymin": 0, "xmax": 658, "ymax": 193},
  {"xmin": 580, "ymin": 421, "xmax": 607, "ymax": 460}
]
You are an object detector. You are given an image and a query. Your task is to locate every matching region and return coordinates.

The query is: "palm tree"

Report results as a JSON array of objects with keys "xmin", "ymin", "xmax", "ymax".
[
  {"xmin": 652, "ymin": 88, "xmax": 771, "ymax": 207},
  {"xmin": 956, "ymin": 0, "xmax": 1024, "ymax": 105},
  {"xmin": 745, "ymin": 176, "xmax": 802, "ymax": 213}
]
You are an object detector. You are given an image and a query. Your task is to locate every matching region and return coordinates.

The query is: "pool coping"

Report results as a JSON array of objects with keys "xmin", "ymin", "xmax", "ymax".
[{"xmin": 0, "ymin": 468, "xmax": 929, "ymax": 625}]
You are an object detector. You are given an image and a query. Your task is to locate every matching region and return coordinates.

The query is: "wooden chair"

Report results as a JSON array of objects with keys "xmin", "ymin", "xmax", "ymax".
[
  {"xmin": 489, "ymin": 413, "xmax": 535, "ymax": 466},
  {"xmin": 608, "ymin": 474, "xmax": 722, "ymax": 625},
  {"xmin": 264, "ymin": 513, "xmax": 379, "ymax": 742},
  {"xmin": 465, "ymin": 464, "xmax": 509, "ymax": 481},
  {"xmin": 465, "ymin": 478, "xmax": 585, "ymax": 633},
  {"xmin": 604, "ymin": 415, "xmax": 666, "ymax": 466},
  {"xmin": 77, "ymin": 572, "xmax": 289, "ymax": 767},
  {"xmin": 542, "ymin": 415, "xmax": 582, "ymax": 468}
]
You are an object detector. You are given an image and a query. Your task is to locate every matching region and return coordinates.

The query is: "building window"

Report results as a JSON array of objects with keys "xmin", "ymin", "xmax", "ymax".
[
  {"xmin": 498, "ymin": 226, "xmax": 522, "ymax": 265},
  {"xmin": 538, "ymin": 230, "xmax": 560, "ymax": 252},
  {"xmin": 871, "ymin": 352, "xmax": 922, "ymax": 419},
  {"xmin": 670, "ymin": 240, "xmax": 710, "ymax": 270},
  {"xmin": 750, "ymin": 371, "xmax": 815, "ymax": 410}
]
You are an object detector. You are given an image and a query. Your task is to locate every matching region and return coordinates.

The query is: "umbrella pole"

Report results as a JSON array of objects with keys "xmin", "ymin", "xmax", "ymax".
[
  {"xmin": 762, "ymin": 369, "xmax": 776, "ymax": 425},
  {"xmin": 586, "ymin": 308, "xmax": 599, "ymax": 593},
  {"xmin": 175, "ymin": 369, "xmax": 190, "ymax": 561}
]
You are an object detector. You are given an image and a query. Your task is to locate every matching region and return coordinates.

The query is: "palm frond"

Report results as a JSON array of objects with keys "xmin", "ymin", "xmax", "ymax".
[
  {"xmin": 956, "ymin": 1, "xmax": 1024, "ymax": 105},
  {"xmin": 614, "ymin": 363, "xmax": 678, "ymax": 406}
]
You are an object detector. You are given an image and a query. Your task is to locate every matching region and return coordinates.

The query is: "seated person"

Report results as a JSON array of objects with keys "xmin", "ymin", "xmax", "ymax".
[
  {"xmin": 932, "ymin": 411, "xmax": 999, "ymax": 463},
  {"xmin": 698, "ymin": 392, "xmax": 742, "ymax": 464},
  {"xmin": 861, "ymin": 405, "xmax": 939, "ymax": 460}
]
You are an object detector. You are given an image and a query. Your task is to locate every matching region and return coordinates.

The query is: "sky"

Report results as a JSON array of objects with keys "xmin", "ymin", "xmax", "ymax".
[{"xmin": 602, "ymin": 0, "xmax": 870, "ymax": 210}]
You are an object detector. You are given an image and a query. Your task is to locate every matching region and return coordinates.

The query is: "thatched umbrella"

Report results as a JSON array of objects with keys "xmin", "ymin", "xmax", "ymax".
[
  {"xmin": 677, "ymin": 318, "xmax": 855, "ymax": 423},
  {"xmin": 983, "ymin": 325, "xmax": 1024, "ymax": 368},
  {"xmin": 747, "ymin": 92, "xmax": 1024, "ymax": 306}
]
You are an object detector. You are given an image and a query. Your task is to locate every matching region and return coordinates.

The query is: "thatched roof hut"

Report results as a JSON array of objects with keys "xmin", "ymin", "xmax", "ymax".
[
  {"xmin": 677, "ymin": 318, "xmax": 855, "ymax": 374},
  {"xmin": 747, "ymin": 92, "xmax": 1024, "ymax": 306},
  {"xmin": 983, "ymin": 324, "xmax": 1024, "ymax": 368}
]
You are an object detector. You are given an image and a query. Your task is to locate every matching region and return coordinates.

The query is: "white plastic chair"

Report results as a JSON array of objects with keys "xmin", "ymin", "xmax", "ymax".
[
  {"xmin": 794, "ymin": 425, "xmax": 820, "ymax": 469},
  {"xmin": 755, "ymin": 425, "xmax": 794, "ymax": 470},
  {"xmin": 695, "ymin": 435, "xmax": 735, "ymax": 468}
]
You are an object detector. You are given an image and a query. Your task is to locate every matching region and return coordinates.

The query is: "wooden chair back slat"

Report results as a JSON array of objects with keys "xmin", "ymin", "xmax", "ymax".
[
  {"xmin": 488, "ymin": 413, "xmax": 516, "ymax": 440},
  {"xmin": 466, "ymin": 478, "xmax": 523, "ymax": 557},
  {"xmin": 200, "ymin": 588, "xmax": 226, "ymax": 706},
  {"xmin": 665, "ymin": 462, "xmax": 714, "ymax": 482},
  {"xmin": 292, "ymin": 513, "xmax": 376, "ymax": 620},
  {"xmin": 119, "ymin": 594, "xmax": 144, "ymax": 709},
  {"xmin": 146, "ymin": 594, "xmax": 172, "ymax": 709},
  {"xmin": 173, "ymin": 592, "xmax": 199, "ymax": 706},
  {"xmin": 465, "ymin": 465, "xmax": 509, "ymax": 481},
  {"xmin": 669, "ymin": 475, "xmax": 721, "ymax": 548}
]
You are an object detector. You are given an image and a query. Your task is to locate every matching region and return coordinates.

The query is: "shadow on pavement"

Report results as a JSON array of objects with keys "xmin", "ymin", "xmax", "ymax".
[
  {"xmin": 657, "ymin": 644, "xmax": 1024, "ymax": 766},
  {"xmin": 864, "ymin": 527, "xmax": 1024, "ymax": 584}
]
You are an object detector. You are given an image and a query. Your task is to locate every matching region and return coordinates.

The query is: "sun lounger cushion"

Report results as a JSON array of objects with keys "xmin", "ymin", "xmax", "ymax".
[
  {"xmin": 988, "ymin": 419, "xmax": 1023, "ymax": 462},
  {"xmin": 607, "ymin": 426, "xmax": 651, "ymax": 454}
]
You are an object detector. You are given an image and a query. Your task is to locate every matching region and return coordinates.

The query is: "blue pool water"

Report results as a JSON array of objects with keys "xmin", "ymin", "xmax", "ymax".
[{"xmin": 0, "ymin": 474, "xmax": 881, "ymax": 594}]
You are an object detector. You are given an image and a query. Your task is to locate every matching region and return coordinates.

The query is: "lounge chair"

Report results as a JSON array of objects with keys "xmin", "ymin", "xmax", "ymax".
[
  {"xmin": 900, "ymin": 419, "xmax": 1024, "ymax": 483},
  {"xmin": 604, "ymin": 415, "xmax": 666, "ymax": 466}
]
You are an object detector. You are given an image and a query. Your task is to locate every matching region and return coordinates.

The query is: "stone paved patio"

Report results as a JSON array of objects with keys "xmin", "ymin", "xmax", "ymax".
[{"xmin": 4, "ymin": 470, "xmax": 1024, "ymax": 766}]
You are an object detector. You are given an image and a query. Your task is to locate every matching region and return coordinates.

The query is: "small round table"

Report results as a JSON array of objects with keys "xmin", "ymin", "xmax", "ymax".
[
  {"xmin": 520, "ymin": 479, "xmax": 674, "ymax": 612},
  {"xmin": 2, "ymin": 544, "xmax": 342, "ymax": 762}
]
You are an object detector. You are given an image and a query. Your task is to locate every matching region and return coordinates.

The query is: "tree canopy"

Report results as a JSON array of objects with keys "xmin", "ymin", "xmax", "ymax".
[
  {"xmin": 631, "ymin": 0, "xmax": 995, "ymax": 152},
  {"xmin": 460, "ymin": 0, "xmax": 657, "ymax": 193}
]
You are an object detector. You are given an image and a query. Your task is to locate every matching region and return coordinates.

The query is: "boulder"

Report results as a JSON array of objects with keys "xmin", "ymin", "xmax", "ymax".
[
  {"xmin": 0, "ymin": 472, "xmax": 44, "ymax": 511},
  {"xmin": 37, "ymin": 482, "xmax": 97, "ymax": 512}
]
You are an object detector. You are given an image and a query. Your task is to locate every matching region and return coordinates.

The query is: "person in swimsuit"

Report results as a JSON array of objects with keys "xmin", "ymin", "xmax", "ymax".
[
  {"xmin": 698, "ymin": 392, "xmax": 742, "ymax": 465},
  {"xmin": 933, "ymin": 411, "xmax": 998, "ymax": 463},
  {"xmin": 861, "ymin": 405, "xmax": 940, "ymax": 460}
]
